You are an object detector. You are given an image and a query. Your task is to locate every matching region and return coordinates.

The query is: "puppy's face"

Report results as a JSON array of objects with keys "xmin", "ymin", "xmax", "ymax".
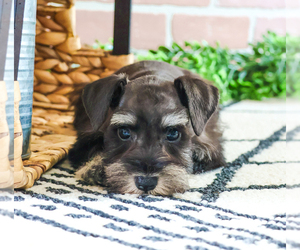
[
  {"xmin": 101, "ymin": 78, "xmax": 194, "ymax": 195},
  {"xmin": 74, "ymin": 73, "xmax": 221, "ymax": 196}
]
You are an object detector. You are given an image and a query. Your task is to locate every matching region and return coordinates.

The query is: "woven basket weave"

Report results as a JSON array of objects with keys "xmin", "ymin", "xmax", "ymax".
[
  {"xmin": 12, "ymin": 0, "xmax": 134, "ymax": 188},
  {"xmin": 34, "ymin": 0, "xmax": 134, "ymax": 110}
]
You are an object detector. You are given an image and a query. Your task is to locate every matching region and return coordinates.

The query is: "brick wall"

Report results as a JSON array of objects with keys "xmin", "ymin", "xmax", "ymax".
[{"xmin": 75, "ymin": 0, "xmax": 300, "ymax": 50}]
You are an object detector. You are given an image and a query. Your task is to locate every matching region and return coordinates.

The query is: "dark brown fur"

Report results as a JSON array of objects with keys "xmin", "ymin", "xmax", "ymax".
[{"xmin": 69, "ymin": 60, "xmax": 225, "ymax": 196}]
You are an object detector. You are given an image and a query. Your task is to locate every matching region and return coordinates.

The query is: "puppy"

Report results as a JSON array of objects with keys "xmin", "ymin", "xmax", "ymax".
[{"xmin": 69, "ymin": 60, "xmax": 225, "ymax": 196}]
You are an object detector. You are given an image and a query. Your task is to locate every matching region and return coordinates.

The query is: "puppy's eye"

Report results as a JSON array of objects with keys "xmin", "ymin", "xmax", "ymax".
[
  {"xmin": 118, "ymin": 127, "xmax": 131, "ymax": 140},
  {"xmin": 166, "ymin": 128, "xmax": 180, "ymax": 141}
]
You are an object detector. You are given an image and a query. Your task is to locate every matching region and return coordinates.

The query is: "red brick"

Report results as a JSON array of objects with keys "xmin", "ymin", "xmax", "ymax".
[
  {"xmin": 287, "ymin": 18, "xmax": 300, "ymax": 36},
  {"xmin": 172, "ymin": 15, "xmax": 250, "ymax": 49},
  {"xmin": 286, "ymin": 0, "xmax": 300, "ymax": 8},
  {"xmin": 76, "ymin": 10, "xmax": 114, "ymax": 46},
  {"xmin": 254, "ymin": 18, "xmax": 286, "ymax": 41},
  {"xmin": 76, "ymin": 10, "xmax": 166, "ymax": 50},
  {"xmin": 131, "ymin": 13, "xmax": 166, "ymax": 50},
  {"xmin": 133, "ymin": 0, "xmax": 210, "ymax": 6},
  {"xmin": 217, "ymin": 0, "xmax": 285, "ymax": 8}
]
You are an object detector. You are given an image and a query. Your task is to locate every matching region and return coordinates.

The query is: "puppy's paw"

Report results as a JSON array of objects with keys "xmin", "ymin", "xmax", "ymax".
[{"xmin": 75, "ymin": 155, "xmax": 106, "ymax": 186}]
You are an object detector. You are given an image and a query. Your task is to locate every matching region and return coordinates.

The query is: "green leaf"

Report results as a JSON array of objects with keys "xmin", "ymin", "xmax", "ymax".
[
  {"xmin": 238, "ymin": 71, "xmax": 247, "ymax": 81},
  {"xmin": 218, "ymin": 68, "xmax": 227, "ymax": 81}
]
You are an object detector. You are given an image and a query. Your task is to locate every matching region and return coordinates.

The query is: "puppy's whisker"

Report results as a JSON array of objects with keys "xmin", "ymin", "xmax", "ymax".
[{"xmin": 202, "ymin": 144, "xmax": 212, "ymax": 161}]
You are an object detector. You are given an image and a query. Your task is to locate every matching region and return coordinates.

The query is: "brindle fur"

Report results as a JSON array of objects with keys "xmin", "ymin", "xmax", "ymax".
[{"xmin": 69, "ymin": 60, "xmax": 225, "ymax": 196}]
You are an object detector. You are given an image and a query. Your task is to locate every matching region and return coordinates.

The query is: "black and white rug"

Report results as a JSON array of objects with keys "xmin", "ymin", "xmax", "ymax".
[{"xmin": 1, "ymin": 99, "xmax": 299, "ymax": 250}]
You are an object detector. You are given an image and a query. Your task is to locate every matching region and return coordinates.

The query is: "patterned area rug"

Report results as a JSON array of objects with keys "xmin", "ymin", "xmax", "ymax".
[{"xmin": 1, "ymin": 99, "xmax": 299, "ymax": 250}]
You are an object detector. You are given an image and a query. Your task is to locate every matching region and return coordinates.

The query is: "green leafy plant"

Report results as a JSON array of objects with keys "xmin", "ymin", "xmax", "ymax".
[
  {"xmin": 138, "ymin": 31, "xmax": 289, "ymax": 103},
  {"xmin": 287, "ymin": 35, "xmax": 300, "ymax": 97}
]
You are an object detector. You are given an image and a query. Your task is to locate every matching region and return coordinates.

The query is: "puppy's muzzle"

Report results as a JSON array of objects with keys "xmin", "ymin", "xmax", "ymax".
[{"xmin": 135, "ymin": 176, "xmax": 158, "ymax": 192}]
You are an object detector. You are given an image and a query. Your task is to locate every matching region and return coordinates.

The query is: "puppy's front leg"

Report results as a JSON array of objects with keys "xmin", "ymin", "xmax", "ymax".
[
  {"xmin": 192, "ymin": 133, "xmax": 225, "ymax": 174},
  {"xmin": 69, "ymin": 131, "xmax": 104, "ymax": 168},
  {"xmin": 75, "ymin": 155, "xmax": 106, "ymax": 186},
  {"xmin": 192, "ymin": 146, "xmax": 225, "ymax": 173}
]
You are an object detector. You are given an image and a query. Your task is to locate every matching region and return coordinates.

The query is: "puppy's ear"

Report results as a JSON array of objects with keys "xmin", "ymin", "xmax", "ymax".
[
  {"xmin": 82, "ymin": 74, "xmax": 128, "ymax": 131},
  {"xmin": 174, "ymin": 76, "xmax": 219, "ymax": 136}
]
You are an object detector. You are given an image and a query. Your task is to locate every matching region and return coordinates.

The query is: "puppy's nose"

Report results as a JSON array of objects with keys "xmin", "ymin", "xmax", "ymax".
[{"xmin": 135, "ymin": 176, "xmax": 158, "ymax": 192}]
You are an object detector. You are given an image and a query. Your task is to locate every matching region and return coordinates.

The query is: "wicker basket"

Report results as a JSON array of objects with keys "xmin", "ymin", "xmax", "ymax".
[
  {"xmin": 34, "ymin": 0, "xmax": 134, "ymax": 110},
  {"xmin": 10, "ymin": 0, "xmax": 134, "ymax": 189}
]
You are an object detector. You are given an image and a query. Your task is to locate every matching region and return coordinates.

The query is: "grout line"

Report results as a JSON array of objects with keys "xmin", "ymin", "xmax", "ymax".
[
  {"xmin": 165, "ymin": 12, "xmax": 173, "ymax": 47},
  {"xmin": 75, "ymin": 1, "xmax": 295, "ymax": 17},
  {"xmin": 248, "ymin": 16, "xmax": 257, "ymax": 44}
]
